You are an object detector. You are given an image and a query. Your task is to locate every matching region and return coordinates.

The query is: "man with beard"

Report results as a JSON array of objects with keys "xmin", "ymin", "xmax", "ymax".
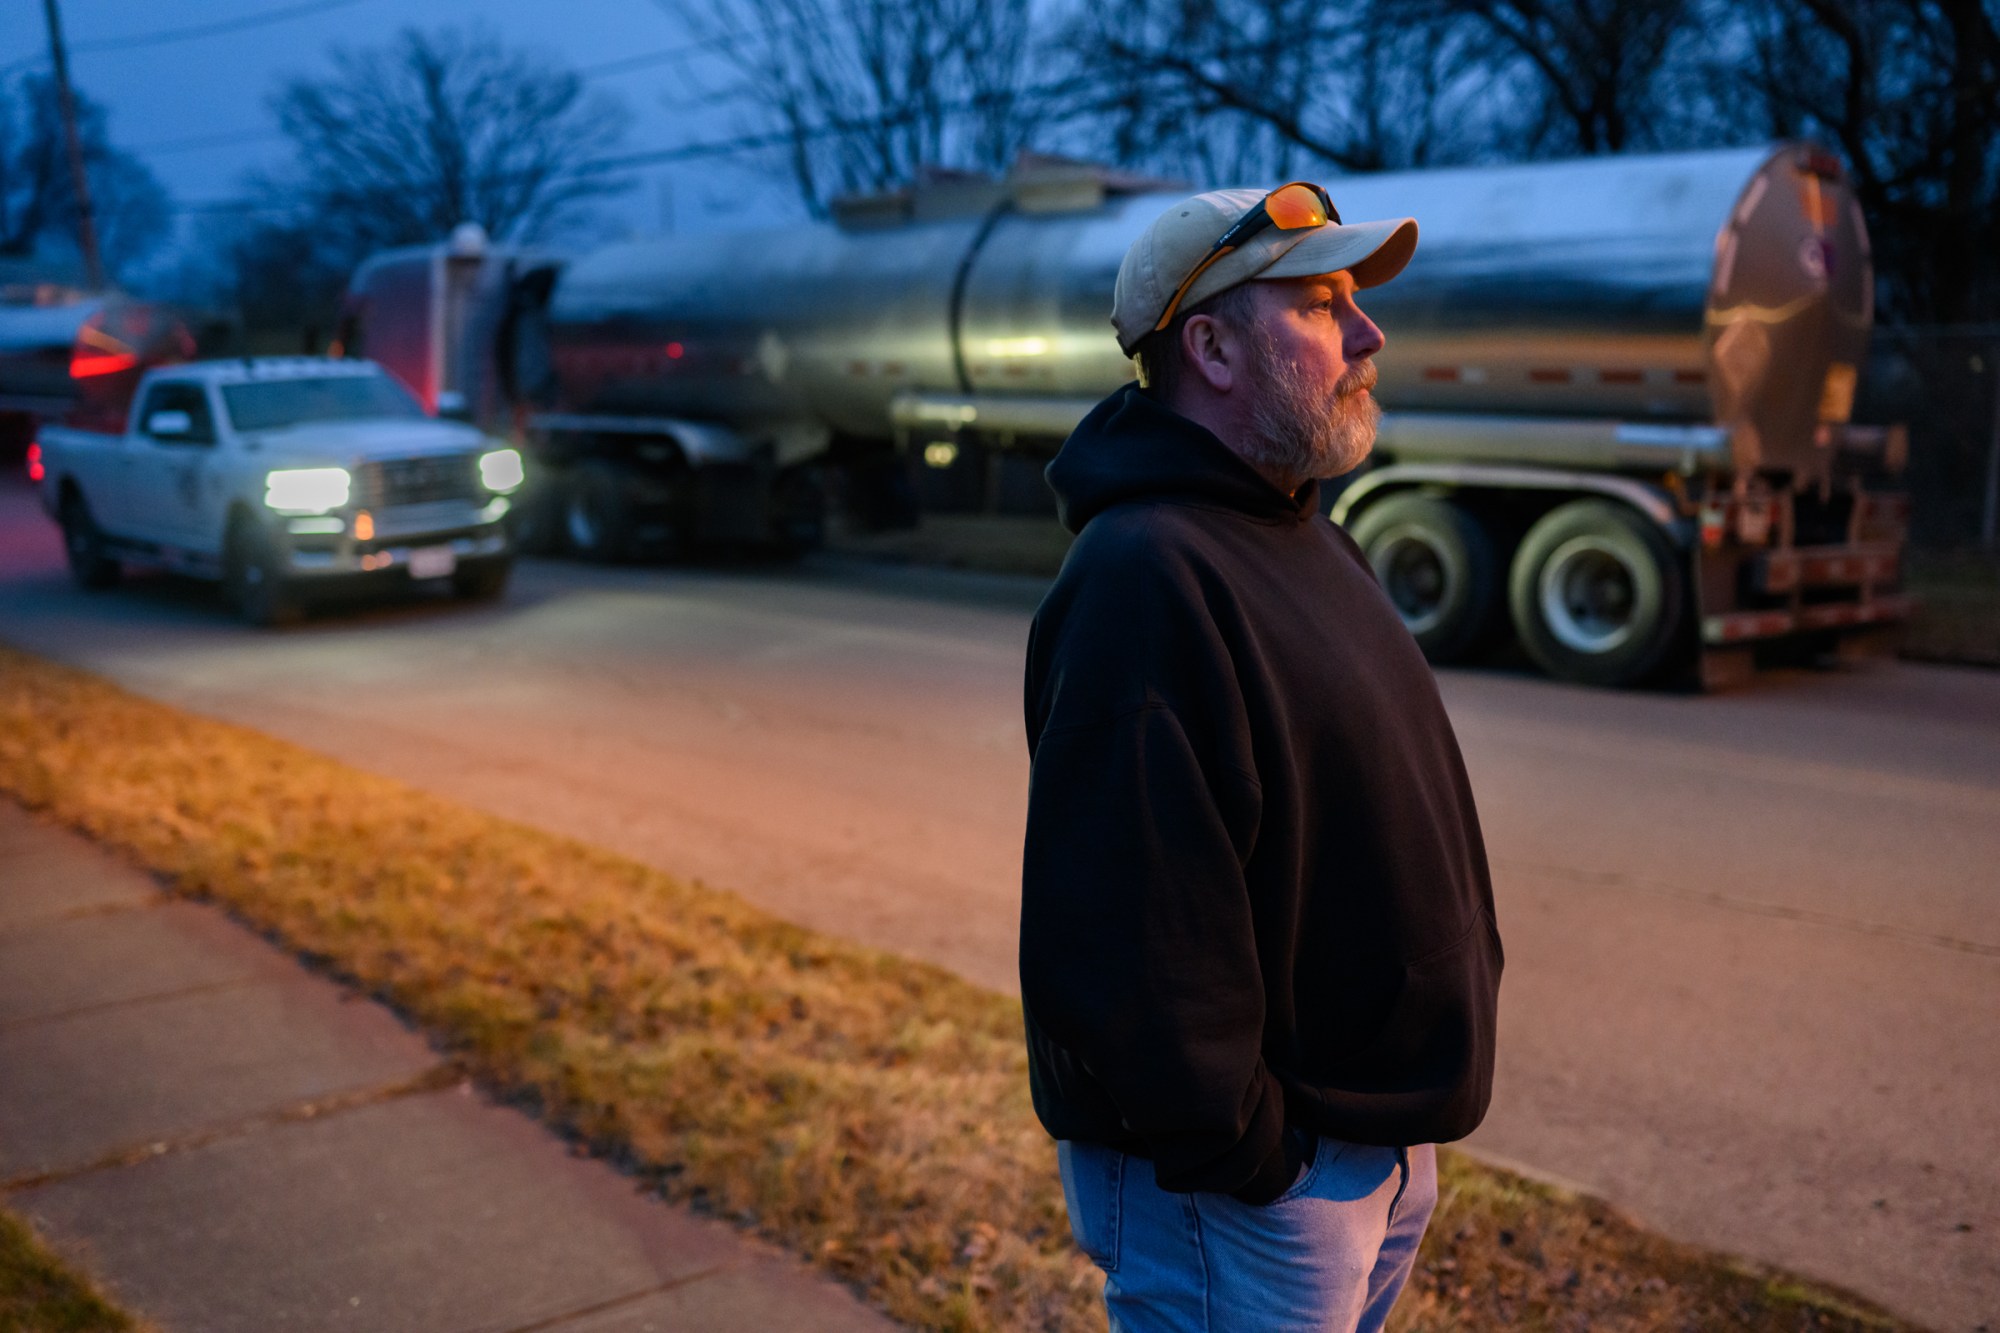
[{"xmin": 1020, "ymin": 185, "xmax": 1503, "ymax": 1331}]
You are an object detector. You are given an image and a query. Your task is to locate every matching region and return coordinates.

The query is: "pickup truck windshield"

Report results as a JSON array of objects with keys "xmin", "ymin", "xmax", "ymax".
[{"xmin": 220, "ymin": 376, "xmax": 425, "ymax": 432}]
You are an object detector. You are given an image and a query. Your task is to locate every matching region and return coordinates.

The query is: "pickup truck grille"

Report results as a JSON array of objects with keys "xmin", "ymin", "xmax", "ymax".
[{"xmin": 355, "ymin": 454, "xmax": 480, "ymax": 508}]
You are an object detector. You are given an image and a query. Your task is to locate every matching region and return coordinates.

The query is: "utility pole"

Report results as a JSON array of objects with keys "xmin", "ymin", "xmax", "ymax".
[{"xmin": 41, "ymin": 0, "xmax": 105, "ymax": 291}]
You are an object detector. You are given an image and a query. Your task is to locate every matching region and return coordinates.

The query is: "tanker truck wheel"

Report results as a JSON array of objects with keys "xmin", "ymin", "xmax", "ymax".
[
  {"xmin": 1348, "ymin": 494, "xmax": 1499, "ymax": 664},
  {"xmin": 1509, "ymin": 499, "xmax": 1685, "ymax": 687},
  {"xmin": 768, "ymin": 466, "xmax": 826, "ymax": 558},
  {"xmin": 508, "ymin": 469, "xmax": 568, "ymax": 556},
  {"xmin": 564, "ymin": 459, "xmax": 637, "ymax": 562}
]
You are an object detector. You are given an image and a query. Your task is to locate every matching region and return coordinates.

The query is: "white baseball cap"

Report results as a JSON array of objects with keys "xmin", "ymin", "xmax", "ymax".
[{"xmin": 1112, "ymin": 185, "xmax": 1418, "ymax": 355}]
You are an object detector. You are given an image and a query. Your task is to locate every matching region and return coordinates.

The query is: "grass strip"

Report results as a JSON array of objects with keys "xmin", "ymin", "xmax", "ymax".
[
  {"xmin": 0, "ymin": 1206, "xmax": 145, "ymax": 1333},
  {"xmin": 0, "ymin": 645, "xmax": 1907, "ymax": 1331},
  {"xmin": 1904, "ymin": 549, "xmax": 2000, "ymax": 667}
]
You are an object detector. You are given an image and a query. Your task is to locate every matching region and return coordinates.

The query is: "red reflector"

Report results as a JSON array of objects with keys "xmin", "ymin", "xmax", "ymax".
[{"xmin": 1421, "ymin": 366, "xmax": 1460, "ymax": 382}]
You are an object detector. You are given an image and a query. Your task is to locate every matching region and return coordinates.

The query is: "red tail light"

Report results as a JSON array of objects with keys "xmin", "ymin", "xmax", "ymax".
[
  {"xmin": 70, "ymin": 350, "xmax": 140, "ymax": 378},
  {"xmin": 26, "ymin": 441, "xmax": 44, "ymax": 482}
]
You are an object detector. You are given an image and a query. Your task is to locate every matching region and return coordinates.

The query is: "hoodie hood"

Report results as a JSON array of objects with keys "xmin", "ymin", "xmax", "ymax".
[{"xmin": 1045, "ymin": 383, "xmax": 1319, "ymax": 535}]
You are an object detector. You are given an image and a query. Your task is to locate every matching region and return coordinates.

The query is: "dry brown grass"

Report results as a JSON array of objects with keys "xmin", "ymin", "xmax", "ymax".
[
  {"xmin": 0, "ymin": 645, "xmax": 1910, "ymax": 1331},
  {"xmin": 0, "ymin": 1205, "xmax": 147, "ymax": 1333}
]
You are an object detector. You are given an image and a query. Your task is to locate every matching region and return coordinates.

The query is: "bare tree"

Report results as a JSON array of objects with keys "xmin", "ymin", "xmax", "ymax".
[
  {"xmin": 0, "ymin": 72, "xmax": 170, "ymax": 282},
  {"xmin": 1434, "ymin": 0, "xmax": 1707, "ymax": 155},
  {"xmin": 221, "ymin": 26, "xmax": 629, "ymax": 340},
  {"xmin": 664, "ymin": 0, "xmax": 1044, "ymax": 214},
  {"xmin": 258, "ymin": 25, "xmax": 632, "ymax": 255},
  {"xmin": 1058, "ymin": 0, "xmax": 1496, "ymax": 185}
]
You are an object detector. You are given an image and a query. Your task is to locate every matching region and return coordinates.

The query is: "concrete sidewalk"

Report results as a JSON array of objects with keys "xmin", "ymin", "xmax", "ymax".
[{"xmin": 0, "ymin": 800, "xmax": 897, "ymax": 1332}]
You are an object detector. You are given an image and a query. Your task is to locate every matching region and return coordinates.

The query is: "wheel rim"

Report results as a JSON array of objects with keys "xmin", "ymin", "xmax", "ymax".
[
  {"xmin": 1538, "ymin": 536, "xmax": 1642, "ymax": 654},
  {"xmin": 565, "ymin": 492, "xmax": 601, "ymax": 553},
  {"xmin": 226, "ymin": 530, "xmax": 271, "ymax": 613},
  {"xmin": 1373, "ymin": 531, "xmax": 1453, "ymax": 636}
]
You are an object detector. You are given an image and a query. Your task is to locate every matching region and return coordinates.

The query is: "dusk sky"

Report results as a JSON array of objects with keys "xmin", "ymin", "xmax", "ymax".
[{"xmin": 3, "ymin": 0, "xmax": 791, "ymax": 273}]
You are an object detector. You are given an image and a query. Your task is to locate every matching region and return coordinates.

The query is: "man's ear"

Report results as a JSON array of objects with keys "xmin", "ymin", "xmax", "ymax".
[{"xmin": 1180, "ymin": 313, "xmax": 1237, "ymax": 394}]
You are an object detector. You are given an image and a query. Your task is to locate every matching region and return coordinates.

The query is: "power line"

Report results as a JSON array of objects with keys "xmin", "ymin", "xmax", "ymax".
[
  {"xmin": 166, "ymin": 78, "xmax": 1083, "ymax": 216},
  {"xmin": 116, "ymin": 33, "xmax": 772, "ymax": 166},
  {"xmin": 19, "ymin": 11, "xmax": 790, "ymax": 82},
  {"xmin": 2, "ymin": 0, "xmax": 370, "ymax": 72},
  {"xmin": 575, "ymin": 30, "xmax": 757, "ymax": 80},
  {"xmin": 131, "ymin": 128, "xmax": 286, "ymax": 157}
]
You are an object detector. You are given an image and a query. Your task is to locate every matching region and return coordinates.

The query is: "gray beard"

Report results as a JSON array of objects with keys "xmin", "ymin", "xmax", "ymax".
[{"xmin": 1239, "ymin": 335, "xmax": 1382, "ymax": 488}]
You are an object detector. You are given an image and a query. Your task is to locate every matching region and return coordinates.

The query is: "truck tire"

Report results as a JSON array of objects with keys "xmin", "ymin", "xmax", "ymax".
[
  {"xmin": 564, "ymin": 460, "xmax": 637, "ymax": 562},
  {"xmin": 1509, "ymin": 499, "xmax": 1684, "ymax": 687},
  {"xmin": 768, "ymin": 466, "xmax": 826, "ymax": 558},
  {"xmin": 224, "ymin": 516, "xmax": 301, "ymax": 628},
  {"xmin": 1348, "ymin": 494, "xmax": 1500, "ymax": 664},
  {"xmin": 452, "ymin": 555, "xmax": 513, "ymax": 601},
  {"xmin": 60, "ymin": 492, "xmax": 122, "ymax": 590}
]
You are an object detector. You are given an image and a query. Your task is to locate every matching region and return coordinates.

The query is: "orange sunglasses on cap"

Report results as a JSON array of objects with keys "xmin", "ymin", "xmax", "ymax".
[{"xmin": 1152, "ymin": 181, "xmax": 1341, "ymax": 334}]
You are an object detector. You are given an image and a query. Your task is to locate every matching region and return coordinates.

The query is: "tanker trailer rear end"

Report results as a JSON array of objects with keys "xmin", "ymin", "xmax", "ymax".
[{"xmin": 1309, "ymin": 143, "xmax": 1907, "ymax": 687}]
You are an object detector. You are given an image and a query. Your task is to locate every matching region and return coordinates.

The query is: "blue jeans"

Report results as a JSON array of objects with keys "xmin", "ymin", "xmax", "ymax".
[{"xmin": 1058, "ymin": 1136, "xmax": 1438, "ymax": 1332}]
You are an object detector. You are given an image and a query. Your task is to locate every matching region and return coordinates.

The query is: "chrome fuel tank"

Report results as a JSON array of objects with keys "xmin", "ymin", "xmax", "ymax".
[{"xmin": 545, "ymin": 144, "xmax": 1869, "ymax": 475}]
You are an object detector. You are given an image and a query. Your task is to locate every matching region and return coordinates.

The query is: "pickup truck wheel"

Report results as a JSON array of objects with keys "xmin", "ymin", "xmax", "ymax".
[
  {"xmin": 1348, "ymin": 494, "xmax": 1499, "ymax": 664},
  {"xmin": 1509, "ymin": 499, "xmax": 1685, "ymax": 687},
  {"xmin": 60, "ymin": 493, "xmax": 122, "ymax": 590},
  {"xmin": 564, "ymin": 461, "xmax": 636, "ymax": 562},
  {"xmin": 452, "ymin": 556, "xmax": 513, "ymax": 601},
  {"xmin": 224, "ymin": 519, "xmax": 301, "ymax": 628}
]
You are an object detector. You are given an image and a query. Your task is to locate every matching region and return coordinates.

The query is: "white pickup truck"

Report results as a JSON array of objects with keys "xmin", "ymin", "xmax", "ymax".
[{"xmin": 36, "ymin": 357, "xmax": 521, "ymax": 624}]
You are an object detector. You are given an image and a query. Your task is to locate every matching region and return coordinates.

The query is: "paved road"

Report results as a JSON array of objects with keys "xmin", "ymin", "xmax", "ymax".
[{"xmin": 3, "ymin": 480, "xmax": 1996, "ymax": 1331}]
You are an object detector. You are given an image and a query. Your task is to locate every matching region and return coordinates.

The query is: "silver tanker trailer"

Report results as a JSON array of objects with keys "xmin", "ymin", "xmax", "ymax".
[{"xmin": 342, "ymin": 144, "xmax": 1910, "ymax": 687}]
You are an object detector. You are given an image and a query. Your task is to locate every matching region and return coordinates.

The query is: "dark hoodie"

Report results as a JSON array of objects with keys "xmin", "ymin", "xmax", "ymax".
[{"xmin": 1020, "ymin": 384, "xmax": 1502, "ymax": 1204}]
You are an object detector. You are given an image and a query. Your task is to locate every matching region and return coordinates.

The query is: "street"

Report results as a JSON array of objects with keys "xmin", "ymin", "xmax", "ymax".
[{"xmin": 2, "ymin": 479, "xmax": 1996, "ymax": 1331}]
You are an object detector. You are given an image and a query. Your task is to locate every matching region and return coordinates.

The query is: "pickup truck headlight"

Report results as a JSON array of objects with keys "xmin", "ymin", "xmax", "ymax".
[
  {"xmin": 264, "ymin": 467, "xmax": 352, "ymax": 514},
  {"xmin": 479, "ymin": 448, "xmax": 524, "ymax": 494}
]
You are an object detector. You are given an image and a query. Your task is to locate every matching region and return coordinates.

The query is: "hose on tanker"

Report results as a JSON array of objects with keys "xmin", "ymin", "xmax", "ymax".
[{"xmin": 946, "ymin": 198, "xmax": 1015, "ymax": 396}]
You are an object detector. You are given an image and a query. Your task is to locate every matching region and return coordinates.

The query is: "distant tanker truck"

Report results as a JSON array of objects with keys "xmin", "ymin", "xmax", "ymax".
[{"xmin": 342, "ymin": 144, "xmax": 1909, "ymax": 687}]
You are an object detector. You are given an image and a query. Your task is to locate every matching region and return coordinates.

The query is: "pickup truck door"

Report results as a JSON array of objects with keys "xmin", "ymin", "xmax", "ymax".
[{"xmin": 129, "ymin": 382, "xmax": 223, "ymax": 553}]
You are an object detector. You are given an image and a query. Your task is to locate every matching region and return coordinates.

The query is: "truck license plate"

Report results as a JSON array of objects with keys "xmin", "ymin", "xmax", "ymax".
[{"xmin": 408, "ymin": 546, "xmax": 456, "ymax": 579}]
